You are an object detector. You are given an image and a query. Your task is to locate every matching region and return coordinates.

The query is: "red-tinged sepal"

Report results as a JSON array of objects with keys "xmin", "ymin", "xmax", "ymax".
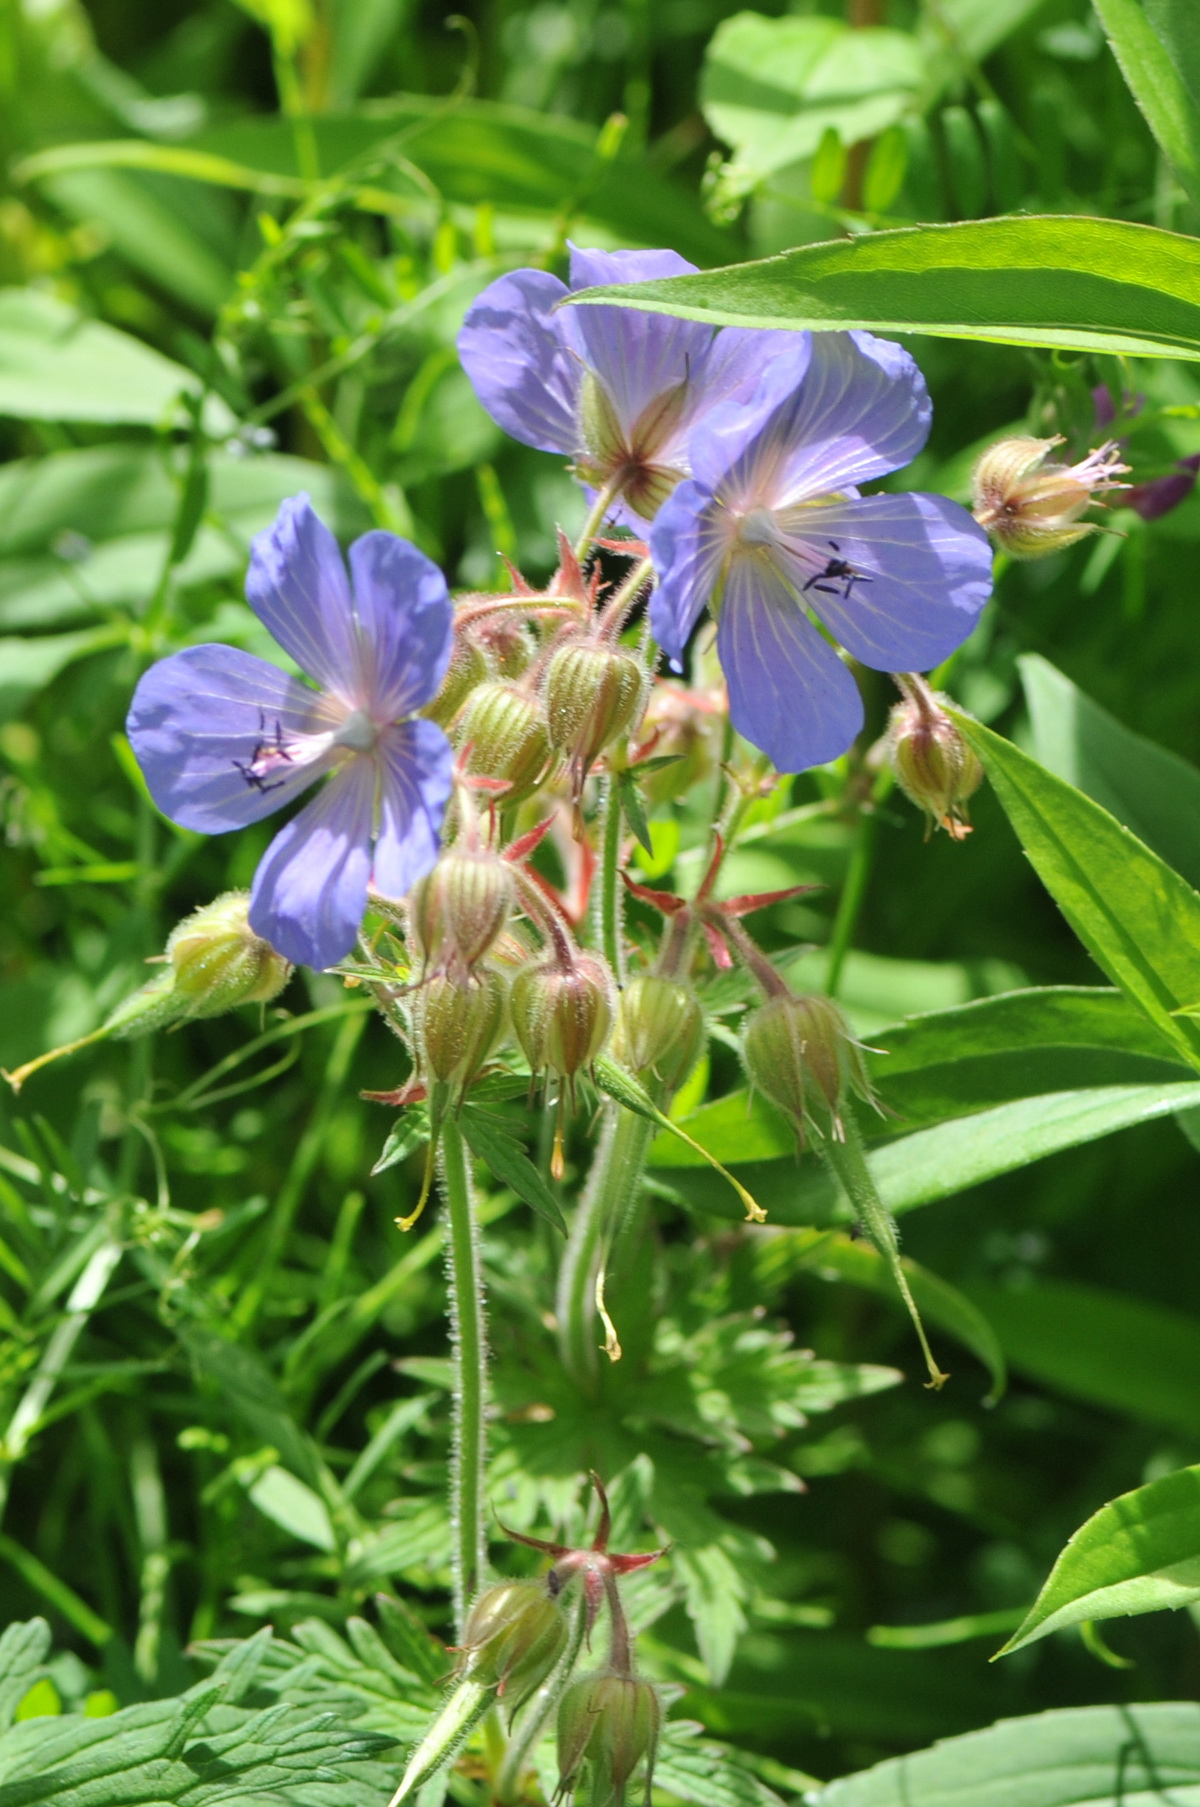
[
  {"xmin": 721, "ymin": 882, "xmax": 822, "ymax": 918},
  {"xmin": 620, "ymin": 872, "xmax": 687, "ymax": 915}
]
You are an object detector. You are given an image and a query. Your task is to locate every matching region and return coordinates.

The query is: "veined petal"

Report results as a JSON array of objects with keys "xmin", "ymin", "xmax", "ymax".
[
  {"xmin": 457, "ymin": 269, "xmax": 580, "ymax": 455},
  {"xmin": 372, "ymin": 718, "xmax": 454, "ymax": 899},
  {"xmin": 246, "ymin": 495, "xmax": 361, "ymax": 700},
  {"xmin": 648, "ymin": 480, "xmax": 728, "ymax": 667},
  {"xmin": 127, "ymin": 644, "xmax": 334, "ymax": 834},
  {"xmin": 687, "ymin": 337, "xmax": 814, "ymax": 495},
  {"xmin": 567, "ymin": 244, "xmax": 712, "ymax": 439},
  {"xmin": 347, "ymin": 533, "xmax": 453, "ymax": 719},
  {"xmin": 696, "ymin": 332, "xmax": 931, "ymax": 508},
  {"xmin": 718, "ymin": 552, "xmax": 863, "ymax": 773},
  {"xmin": 778, "ymin": 492, "xmax": 993, "ymax": 672},
  {"xmin": 248, "ymin": 756, "xmax": 375, "ymax": 969}
]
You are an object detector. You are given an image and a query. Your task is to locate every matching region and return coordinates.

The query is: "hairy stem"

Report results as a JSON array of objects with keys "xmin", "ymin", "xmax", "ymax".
[
  {"xmin": 573, "ymin": 479, "xmax": 620, "ymax": 561},
  {"xmin": 599, "ymin": 776, "xmax": 625, "ymax": 983},
  {"xmin": 557, "ymin": 1105, "xmax": 655, "ymax": 1393},
  {"xmin": 442, "ymin": 1116, "xmax": 489, "ymax": 1632},
  {"xmin": 820, "ymin": 1106, "xmax": 948, "ymax": 1390}
]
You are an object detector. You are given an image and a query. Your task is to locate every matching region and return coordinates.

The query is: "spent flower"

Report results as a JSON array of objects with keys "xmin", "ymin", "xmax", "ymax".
[
  {"xmin": 649, "ymin": 332, "xmax": 993, "ymax": 773},
  {"xmin": 971, "ymin": 434, "xmax": 1128, "ymax": 556},
  {"xmin": 128, "ymin": 496, "xmax": 454, "ymax": 970}
]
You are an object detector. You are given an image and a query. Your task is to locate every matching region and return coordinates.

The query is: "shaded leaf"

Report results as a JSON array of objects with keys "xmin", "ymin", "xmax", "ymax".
[
  {"xmin": 815, "ymin": 1702, "xmax": 1200, "ymax": 1807},
  {"xmin": 964, "ymin": 1279, "xmax": 1200, "ymax": 1437},
  {"xmin": 956, "ymin": 715, "xmax": 1200, "ymax": 1070}
]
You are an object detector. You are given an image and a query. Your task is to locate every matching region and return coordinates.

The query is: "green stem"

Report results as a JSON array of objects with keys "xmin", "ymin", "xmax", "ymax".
[
  {"xmin": 442, "ymin": 1115, "xmax": 489, "ymax": 1634},
  {"xmin": 599, "ymin": 776, "xmax": 625, "ymax": 983},
  {"xmin": 820, "ymin": 1106, "xmax": 948, "ymax": 1390},
  {"xmin": 825, "ymin": 770, "xmax": 891, "ymax": 997},
  {"xmin": 573, "ymin": 479, "xmax": 620, "ymax": 561},
  {"xmin": 273, "ymin": 48, "xmax": 321, "ymax": 184},
  {"xmin": 386, "ymin": 1676, "xmax": 493, "ymax": 1807},
  {"xmin": 496, "ymin": 1591, "xmax": 587, "ymax": 1802},
  {"xmin": 556, "ymin": 1105, "xmax": 655, "ymax": 1392}
]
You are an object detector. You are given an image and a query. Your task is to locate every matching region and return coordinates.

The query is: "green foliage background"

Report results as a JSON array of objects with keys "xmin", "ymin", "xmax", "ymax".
[{"xmin": 2, "ymin": 0, "xmax": 1200, "ymax": 1797}]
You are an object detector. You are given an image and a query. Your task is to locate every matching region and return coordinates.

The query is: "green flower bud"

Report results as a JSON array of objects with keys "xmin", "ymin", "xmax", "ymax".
[
  {"xmin": 612, "ymin": 975, "xmax": 704, "ymax": 1092},
  {"xmin": 971, "ymin": 435, "xmax": 1127, "ymax": 558},
  {"xmin": 165, "ymin": 891, "xmax": 292, "ymax": 1016},
  {"xmin": 556, "ymin": 1672, "xmax": 660, "ymax": 1807},
  {"xmin": 510, "ymin": 953, "xmax": 614, "ymax": 1082},
  {"xmin": 459, "ymin": 1578, "xmax": 568, "ymax": 1708},
  {"xmin": 409, "ymin": 848, "xmax": 514, "ymax": 974},
  {"xmin": 545, "ymin": 641, "xmax": 647, "ymax": 781},
  {"xmin": 421, "ymin": 631, "xmax": 492, "ymax": 729},
  {"xmin": 884, "ymin": 691, "xmax": 983, "ymax": 841},
  {"xmin": 742, "ymin": 991, "xmax": 875, "ymax": 1145},
  {"xmin": 479, "ymin": 615, "xmax": 536, "ymax": 680},
  {"xmin": 457, "ymin": 681, "xmax": 552, "ymax": 804},
  {"xmin": 416, "ymin": 968, "xmax": 507, "ymax": 1092}
]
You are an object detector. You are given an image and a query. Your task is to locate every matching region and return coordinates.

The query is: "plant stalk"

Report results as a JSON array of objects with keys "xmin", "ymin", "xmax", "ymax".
[
  {"xmin": 820, "ymin": 1106, "xmax": 948, "ymax": 1390},
  {"xmin": 442, "ymin": 1114, "xmax": 489, "ymax": 1634},
  {"xmin": 599, "ymin": 775, "xmax": 625, "ymax": 983},
  {"xmin": 557, "ymin": 1104, "xmax": 655, "ymax": 1392}
]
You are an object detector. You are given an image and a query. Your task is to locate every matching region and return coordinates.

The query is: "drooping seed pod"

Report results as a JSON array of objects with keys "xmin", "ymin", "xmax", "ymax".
[
  {"xmin": 409, "ymin": 847, "xmax": 514, "ymax": 975},
  {"xmin": 421, "ymin": 630, "xmax": 492, "ymax": 729},
  {"xmin": 165, "ymin": 891, "xmax": 293, "ymax": 1015},
  {"xmin": 544, "ymin": 640, "xmax": 647, "ymax": 790},
  {"xmin": 456, "ymin": 681, "xmax": 552, "ymax": 804},
  {"xmin": 741, "ymin": 991, "xmax": 875, "ymax": 1145},
  {"xmin": 415, "ymin": 968, "xmax": 507, "ymax": 1095},
  {"xmin": 458, "ymin": 1578, "xmax": 568, "ymax": 1708},
  {"xmin": 612, "ymin": 974, "xmax": 704, "ymax": 1093},
  {"xmin": 971, "ymin": 435, "xmax": 1128, "ymax": 557},
  {"xmin": 884, "ymin": 690, "xmax": 983, "ymax": 841},
  {"xmin": 510, "ymin": 953, "xmax": 615, "ymax": 1084},
  {"xmin": 511, "ymin": 951, "xmax": 615, "ymax": 1177},
  {"xmin": 556, "ymin": 1672, "xmax": 660, "ymax": 1807}
]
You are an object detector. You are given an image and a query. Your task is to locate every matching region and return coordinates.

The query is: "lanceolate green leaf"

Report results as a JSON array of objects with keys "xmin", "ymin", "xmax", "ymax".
[
  {"xmin": 1020, "ymin": 654, "xmax": 1200, "ymax": 890},
  {"xmin": 1000, "ymin": 1464, "xmax": 1200, "ymax": 1654},
  {"xmin": 569, "ymin": 216, "xmax": 1200, "ymax": 360},
  {"xmin": 654, "ymin": 1082, "xmax": 1200, "ymax": 1221},
  {"xmin": 1094, "ymin": 0, "xmax": 1200, "ymax": 206},
  {"xmin": 955, "ymin": 715, "xmax": 1200, "ymax": 1069},
  {"xmin": 815, "ymin": 1702, "xmax": 1200, "ymax": 1807},
  {"xmin": 964, "ymin": 1279, "xmax": 1200, "ymax": 1437}
]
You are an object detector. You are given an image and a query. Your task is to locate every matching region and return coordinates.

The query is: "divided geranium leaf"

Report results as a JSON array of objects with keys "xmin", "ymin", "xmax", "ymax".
[{"xmin": 460, "ymin": 1104, "xmax": 567, "ymax": 1233}]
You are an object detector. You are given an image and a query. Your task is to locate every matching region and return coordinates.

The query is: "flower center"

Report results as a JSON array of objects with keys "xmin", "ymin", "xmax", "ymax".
[
  {"xmin": 735, "ymin": 506, "xmax": 778, "ymax": 548},
  {"xmin": 332, "ymin": 708, "xmax": 379, "ymax": 754}
]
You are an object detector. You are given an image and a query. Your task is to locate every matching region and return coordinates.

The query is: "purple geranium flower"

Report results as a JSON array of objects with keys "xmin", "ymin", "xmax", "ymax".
[
  {"xmin": 457, "ymin": 244, "xmax": 793, "ymax": 523},
  {"xmin": 128, "ymin": 495, "xmax": 454, "ymax": 970},
  {"xmin": 649, "ymin": 332, "xmax": 994, "ymax": 773}
]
